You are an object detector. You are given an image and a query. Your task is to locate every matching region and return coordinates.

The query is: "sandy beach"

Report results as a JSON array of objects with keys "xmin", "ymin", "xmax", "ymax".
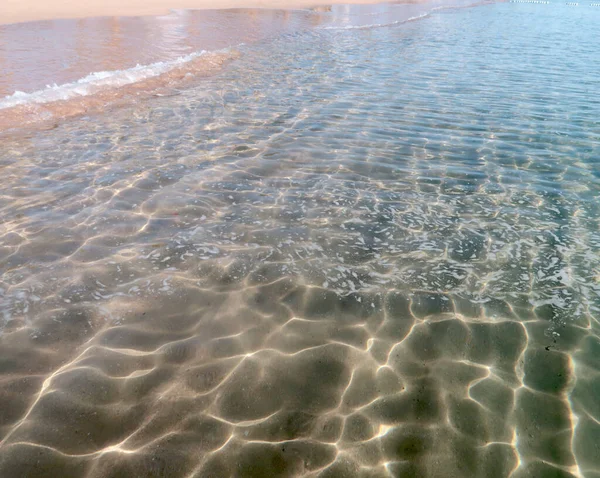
[{"xmin": 0, "ymin": 0, "xmax": 417, "ymax": 24}]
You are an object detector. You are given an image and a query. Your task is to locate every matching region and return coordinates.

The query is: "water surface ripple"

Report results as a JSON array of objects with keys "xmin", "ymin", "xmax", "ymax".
[{"xmin": 1, "ymin": 3, "xmax": 600, "ymax": 477}]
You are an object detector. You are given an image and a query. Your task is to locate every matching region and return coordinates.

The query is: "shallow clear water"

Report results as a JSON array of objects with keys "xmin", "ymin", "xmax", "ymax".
[
  {"xmin": 1, "ymin": 2, "xmax": 600, "ymax": 477},
  {"xmin": 0, "ymin": 2, "xmax": 450, "ymax": 99},
  {"xmin": 0, "ymin": 9, "xmax": 314, "ymax": 98},
  {"xmin": 0, "ymin": 2, "xmax": 465, "ymax": 131}
]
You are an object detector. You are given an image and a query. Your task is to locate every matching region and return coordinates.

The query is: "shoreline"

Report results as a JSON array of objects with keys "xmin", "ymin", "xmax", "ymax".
[
  {"xmin": 0, "ymin": 0, "xmax": 484, "ymax": 134},
  {"xmin": 0, "ymin": 0, "xmax": 423, "ymax": 25}
]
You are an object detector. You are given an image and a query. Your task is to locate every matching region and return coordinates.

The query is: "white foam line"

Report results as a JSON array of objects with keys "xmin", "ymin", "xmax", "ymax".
[
  {"xmin": 0, "ymin": 50, "xmax": 208, "ymax": 110},
  {"xmin": 321, "ymin": 12, "xmax": 430, "ymax": 31}
]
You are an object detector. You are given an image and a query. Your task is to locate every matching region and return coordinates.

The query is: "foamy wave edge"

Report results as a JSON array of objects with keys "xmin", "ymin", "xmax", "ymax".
[
  {"xmin": 0, "ymin": 49, "xmax": 210, "ymax": 110},
  {"xmin": 319, "ymin": 1, "xmax": 496, "ymax": 31}
]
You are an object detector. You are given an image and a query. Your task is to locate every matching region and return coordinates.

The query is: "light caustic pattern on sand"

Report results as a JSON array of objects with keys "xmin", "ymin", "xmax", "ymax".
[{"xmin": 1, "ymin": 3, "xmax": 600, "ymax": 478}]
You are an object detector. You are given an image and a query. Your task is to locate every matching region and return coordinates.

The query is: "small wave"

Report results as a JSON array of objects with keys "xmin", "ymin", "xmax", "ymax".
[
  {"xmin": 321, "ymin": 12, "xmax": 431, "ymax": 30},
  {"xmin": 0, "ymin": 48, "xmax": 239, "ymax": 133},
  {"xmin": 320, "ymin": 0, "xmax": 497, "ymax": 31},
  {"xmin": 0, "ymin": 51, "xmax": 209, "ymax": 110}
]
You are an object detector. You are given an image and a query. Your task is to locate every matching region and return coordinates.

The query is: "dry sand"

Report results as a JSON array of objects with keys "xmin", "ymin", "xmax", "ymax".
[{"xmin": 0, "ymin": 0, "xmax": 413, "ymax": 25}]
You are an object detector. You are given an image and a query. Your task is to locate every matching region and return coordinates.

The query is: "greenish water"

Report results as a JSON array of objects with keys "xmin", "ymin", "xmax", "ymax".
[{"xmin": 1, "ymin": 2, "xmax": 599, "ymax": 477}]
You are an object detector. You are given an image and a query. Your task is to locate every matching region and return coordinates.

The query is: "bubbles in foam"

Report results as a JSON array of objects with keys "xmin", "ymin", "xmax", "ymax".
[{"xmin": 0, "ymin": 50, "xmax": 208, "ymax": 110}]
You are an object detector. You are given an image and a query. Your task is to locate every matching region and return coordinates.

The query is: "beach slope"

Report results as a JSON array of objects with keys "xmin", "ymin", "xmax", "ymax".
[{"xmin": 0, "ymin": 0, "xmax": 416, "ymax": 24}]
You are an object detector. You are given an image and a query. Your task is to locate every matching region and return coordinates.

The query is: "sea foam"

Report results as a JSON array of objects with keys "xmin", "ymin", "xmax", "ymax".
[{"xmin": 0, "ymin": 50, "xmax": 207, "ymax": 110}]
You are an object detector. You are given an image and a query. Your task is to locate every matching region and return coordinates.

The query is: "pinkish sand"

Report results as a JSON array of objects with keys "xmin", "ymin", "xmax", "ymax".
[{"xmin": 0, "ymin": 0, "xmax": 420, "ymax": 25}]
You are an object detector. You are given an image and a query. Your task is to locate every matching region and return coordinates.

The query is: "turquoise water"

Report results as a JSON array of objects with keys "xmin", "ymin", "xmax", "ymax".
[{"xmin": 1, "ymin": 2, "xmax": 600, "ymax": 477}]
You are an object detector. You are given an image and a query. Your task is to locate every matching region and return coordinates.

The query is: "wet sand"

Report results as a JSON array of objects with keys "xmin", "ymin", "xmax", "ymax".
[{"xmin": 0, "ymin": 0, "xmax": 423, "ymax": 25}]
